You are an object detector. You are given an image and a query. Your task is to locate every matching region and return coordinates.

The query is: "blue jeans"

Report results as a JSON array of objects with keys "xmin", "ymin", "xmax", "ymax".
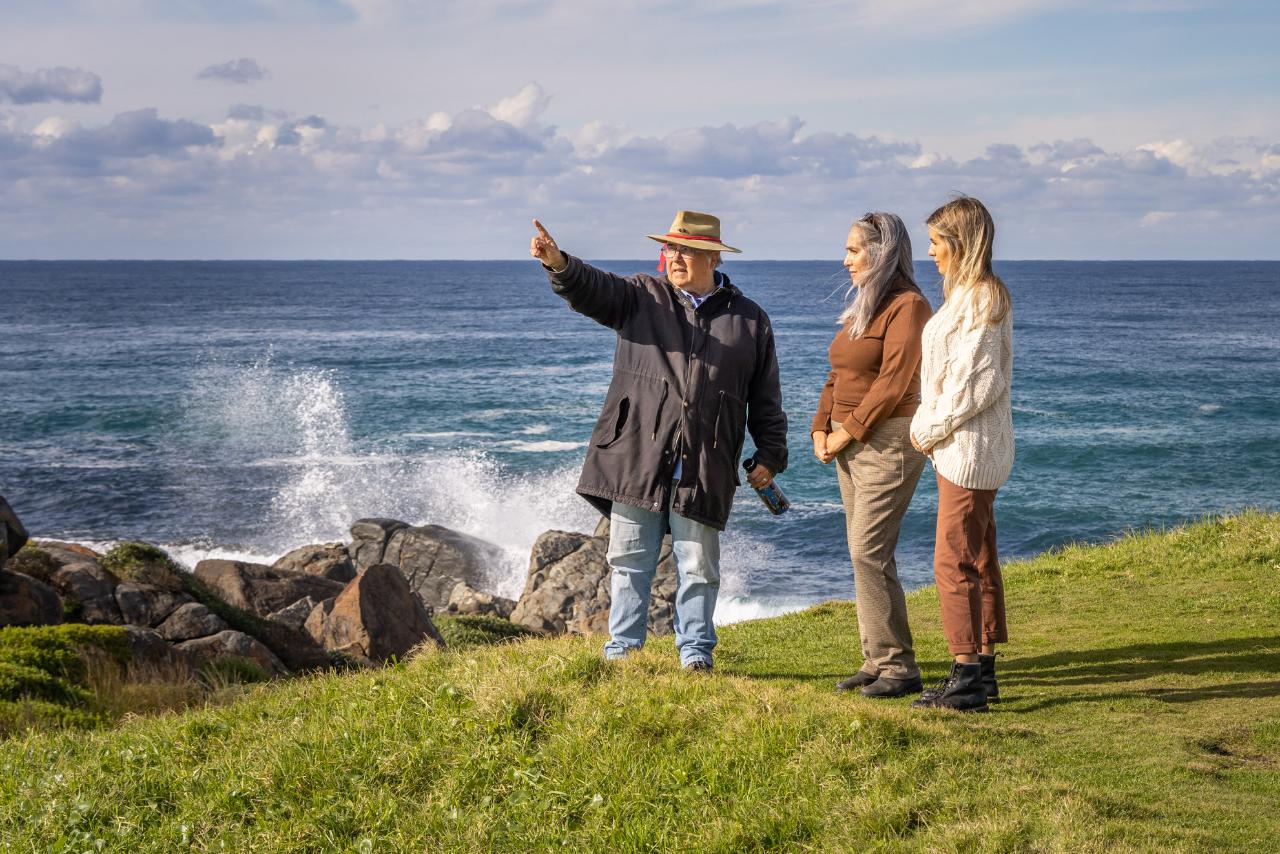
[{"xmin": 603, "ymin": 491, "xmax": 721, "ymax": 665}]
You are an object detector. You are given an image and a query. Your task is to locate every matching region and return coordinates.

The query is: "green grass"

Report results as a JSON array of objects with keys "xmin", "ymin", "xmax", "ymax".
[
  {"xmin": 0, "ymin": 624, "xmax": 130, "ymax": 736},
  {"xmin": 1, "ymin": 512, "xmax": 1278, "ymax": 852},
  {"xmin": 434, "ymin": 614, "xmax": 539, "ymax": 650}
]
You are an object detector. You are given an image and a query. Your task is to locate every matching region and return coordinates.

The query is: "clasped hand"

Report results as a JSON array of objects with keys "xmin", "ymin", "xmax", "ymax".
[{"xmin": 813, "ymin": 428, "xmax": 853, "ymax": 464}]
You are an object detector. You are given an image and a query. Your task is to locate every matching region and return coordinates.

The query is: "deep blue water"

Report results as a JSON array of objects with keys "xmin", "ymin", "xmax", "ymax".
[{"xmin": 2, "ymin": 260, "xmax": 1278, "ymax": 620}]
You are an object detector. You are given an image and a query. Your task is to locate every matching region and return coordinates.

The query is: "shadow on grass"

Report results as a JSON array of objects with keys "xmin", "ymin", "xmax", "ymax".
[{"xmin": 1001, "ymin": 636, "xmax": 1280, "ymax": 711}]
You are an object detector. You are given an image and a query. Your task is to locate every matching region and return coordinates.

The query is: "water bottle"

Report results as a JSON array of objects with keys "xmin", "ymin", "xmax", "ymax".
[{"xmin": 743, "ymin": 458, "xmax": 790, "ymax": 516}]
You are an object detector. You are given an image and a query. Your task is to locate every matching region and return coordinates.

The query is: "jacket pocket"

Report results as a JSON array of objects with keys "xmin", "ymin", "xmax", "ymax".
[
  {"xmin": 651, "ymin": 380, "xmax": 669, "ymax": 441},
  {"xmin": 594, "ymin": 396, "xmax": 631, "ymax": 448}
]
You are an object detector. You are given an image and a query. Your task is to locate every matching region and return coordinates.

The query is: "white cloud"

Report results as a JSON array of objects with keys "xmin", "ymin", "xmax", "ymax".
[
  {"xmin": 488, "ymin": 83, "xmax": 551, "ymax": 130},
  {"xmin": 0, "ymin": 83, "xmax": 1276, "ymax": 259}
]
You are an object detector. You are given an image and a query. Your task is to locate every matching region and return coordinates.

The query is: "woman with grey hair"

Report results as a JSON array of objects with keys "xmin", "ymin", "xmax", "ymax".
[{"xmin": 813, "ymin": 212, "xmax": 933, "ymax": 699}]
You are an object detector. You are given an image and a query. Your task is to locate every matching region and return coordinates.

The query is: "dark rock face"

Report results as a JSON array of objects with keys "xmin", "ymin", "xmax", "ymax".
[
  {"xmin": 193, "ymin": 559, "xmax": 345, "ymax": 619},
  {"xmin": 267, "ymin": 595, "xmax": 323, "ymax": 631},
  {"xmin": 156, "ymin": 602, "xmax": 229, "ymax": 642},
  {"xmin": 347, "ymin": 519, "xmax": 409, "ymax": 572},
  {"xmin": 123, "ymin": 626, "xmax": 192, "ymax": 678},
  {"xmin": 445, "ymin": 582, "xmax": 516, "ymax": 619},
  {"xmin": 273, "ymin": 543, "xmax": 356, "ymax": 584},
  {"xmin": 305, "ymin": 563, "xmax": 443, "ymax": 663},
  {"xmin": 176, "ymin": 629, "xmax": 287, "ymax": 677},
  {"xmin": 0, "ymin": 568, "xmax": 63, "ymax": 627},
  {"xmin": 238, "ymin": 616, "xmax": 331, "ymax": 673},
  {"xmin": 381, "ymin": 524, "xmax": 505, "ymax": 611},
  {"xmin": 509, "ymin": 521, "xmax": 676, "ymax": 637},
  {"xmin": 50, "ymin": 562, "xmax": 122, "ymax": 624},
  {"xmin": 114, "ymin": 582, "xmax": 194, "ymax": 628}
]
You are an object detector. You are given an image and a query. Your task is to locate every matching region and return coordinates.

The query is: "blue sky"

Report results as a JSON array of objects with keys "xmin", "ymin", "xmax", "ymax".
[{"xmin": 1, "ymin": 0, "xmax": 1277, "ymax": 258}]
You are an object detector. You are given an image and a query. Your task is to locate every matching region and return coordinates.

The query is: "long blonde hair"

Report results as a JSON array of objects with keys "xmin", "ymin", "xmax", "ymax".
[{"xmin": 926, "ymin": 196, "xmax": 1010, "ymax": 325}]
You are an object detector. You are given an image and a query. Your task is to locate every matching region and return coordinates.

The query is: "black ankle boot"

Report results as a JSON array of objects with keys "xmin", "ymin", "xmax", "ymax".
[
  {"xmin": 978, "ymin": 653, "xmax": 999, "ymax": 702},
  {"xmin": 911, "ymin": 662, "xmax": 989, "ymax": 712},
  {"xmin": 835, "ymin": 670, "xmax": 879, "ymax": 692}
]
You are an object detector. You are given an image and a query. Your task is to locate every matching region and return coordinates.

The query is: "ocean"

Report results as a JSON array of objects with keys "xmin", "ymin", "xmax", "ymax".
[{"xmin": 2, "ymin": 260, "xmax": 1277, "ymax": 623}]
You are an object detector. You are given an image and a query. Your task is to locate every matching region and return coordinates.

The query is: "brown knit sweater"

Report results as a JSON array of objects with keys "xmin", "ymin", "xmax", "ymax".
[{"xmin": 811, "ymin": 283, "xmax": 933, "ymax": 442}]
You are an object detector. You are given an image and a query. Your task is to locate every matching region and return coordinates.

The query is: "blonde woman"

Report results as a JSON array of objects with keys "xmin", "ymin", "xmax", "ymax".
[
  {"xmin": 910, "ymin": 196, "xmax": 1014, "ymax": 713},
  {"xmin": 814, "ymin": 212, "xmax": 933, "ymax": 699}
]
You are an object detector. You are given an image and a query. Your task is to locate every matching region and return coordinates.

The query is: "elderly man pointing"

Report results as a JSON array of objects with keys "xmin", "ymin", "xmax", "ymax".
[{"xmin": 530, "ymin": 211, "xmax": 789, "ymax": 671}]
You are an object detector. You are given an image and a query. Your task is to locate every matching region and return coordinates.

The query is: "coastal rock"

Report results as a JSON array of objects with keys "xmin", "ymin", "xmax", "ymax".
[
  {"xmin": 35, "ymin": 540, "xmax": 103, "ymax": 560},
  {"xmin": 273, "ymin": 543, "xmax": 356, "ymax": 584},
  {"xmin": 238, "ymin": 615, "xmax": 332, "ymax": 673},
  {"xmin": 193, "ymin": 559, "xmax": 345, "ymax": 619},
  {"xmin": 5, "ymin": 541, "xmax": 104, "ymax": 583},
  {"xmin": 304, "ymin": 563, "xmax": 443, "ymax": 664},
  {"xmin": 0, "ymin": 569, "xmax": 64, "ymax": 627},
  {"xmin": 114, "ymin": 582, "xmax": 194, "ymax": 628},
  {"xmin": 445, "ymin": 582, "xmax": 516, "ymax": 619},
  {"xmin": 50, "ymin": 562, "xmax": 123, "ymax": 624},
  {"xmin": 381, "ymin": 524, "xmax": 505, "ymax": 611},
  {"xmin": 156, "ymin": 602, "xmax": 229, "ymax": 642},
  {"xmin": 348, "ymin": 518, "xmax": 409, "ymax": 572},
  {"xmin": 176, "ymin": 629, "xmax": 287, "ymax": 678},
  {"xmin": 123, "ymin": 626, "xmax": 192, "ymax": 678},
  {"xmin": 267, "ymin": 595, "xmax": 323, "ymax": 631},
  {"xmin": 510, "ymin": 521, "xmax": 675, "ymax": 637}
]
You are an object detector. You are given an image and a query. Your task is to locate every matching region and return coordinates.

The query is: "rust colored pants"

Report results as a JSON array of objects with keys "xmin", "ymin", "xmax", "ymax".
[{"xmin": 934, "ymin": 473, "xmax": 1008, "ymax": 654}]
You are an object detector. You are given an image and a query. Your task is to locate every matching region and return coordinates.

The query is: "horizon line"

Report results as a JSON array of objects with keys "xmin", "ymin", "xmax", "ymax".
[{"xmin": 2, "ymin": 257, "xmax": 1278, "ymax": 264}]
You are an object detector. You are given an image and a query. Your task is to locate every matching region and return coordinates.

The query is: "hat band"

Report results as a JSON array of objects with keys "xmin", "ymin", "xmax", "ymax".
[{"xmin": 662, "ymin": 233, "xmax": 724, "ymax": 243}]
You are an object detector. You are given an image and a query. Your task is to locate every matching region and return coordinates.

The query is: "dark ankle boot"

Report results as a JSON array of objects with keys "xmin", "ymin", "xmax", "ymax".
[
  {"xmin": 978, "ymin": 653, "xmax": 999, "ymax": 702},
  {"xmin": 911, "ymin": 662, "xmax": 989, "ymax": 712},
  {"xmin": 835, "ymin": 670, "xmax": 879, "ymax": 692}
]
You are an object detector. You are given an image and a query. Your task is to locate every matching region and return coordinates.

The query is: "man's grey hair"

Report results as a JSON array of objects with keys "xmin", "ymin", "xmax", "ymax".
[{"xmin": 837, "ymin": 212, "xmax": 916, "ymax": 338}]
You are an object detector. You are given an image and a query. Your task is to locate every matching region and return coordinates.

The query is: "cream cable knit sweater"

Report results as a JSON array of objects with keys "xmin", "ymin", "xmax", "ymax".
[{"xmin": 909, "ymin": 288, "xmax": 1014, "ymax": 490}]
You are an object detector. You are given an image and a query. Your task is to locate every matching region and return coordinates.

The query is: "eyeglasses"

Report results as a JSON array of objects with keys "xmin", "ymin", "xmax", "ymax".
[{"xmin": 661, "ymin": 243, "xmax": 710, "ymax": 258}]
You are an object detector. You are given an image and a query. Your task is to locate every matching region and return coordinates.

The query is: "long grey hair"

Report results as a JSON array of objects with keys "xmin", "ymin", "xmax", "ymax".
[{"xmin": 837, "ymin": 212, "xmax": 916, "ymax": 338}]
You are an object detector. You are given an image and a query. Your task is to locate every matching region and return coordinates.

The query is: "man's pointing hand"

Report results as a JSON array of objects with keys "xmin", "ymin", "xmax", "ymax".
[{"xmin": 530, "ymin": 219, "xmax": 566, "ymax": 271}]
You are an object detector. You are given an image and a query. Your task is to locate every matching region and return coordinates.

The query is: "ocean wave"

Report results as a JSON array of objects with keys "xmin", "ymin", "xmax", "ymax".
[
  {"xmin": 498, "ymin": 439, "xmax": 584, "ymax": 453},
  {"xmin": 177, "ymin": 358, "xmax": 598, "ymax": 598},
  {"xmin": 714, "ymin": 596, "xmax": 814, "ymax": 625}
]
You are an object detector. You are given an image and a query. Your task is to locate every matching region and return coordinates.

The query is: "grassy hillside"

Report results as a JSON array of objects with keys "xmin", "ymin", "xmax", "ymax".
[{"xmin": 2, "ymin": 512, "xmax": 1278, "ymax": 852}]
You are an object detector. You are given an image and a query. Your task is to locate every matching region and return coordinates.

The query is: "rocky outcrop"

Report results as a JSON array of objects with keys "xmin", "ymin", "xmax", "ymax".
[
  {"xmin": 273, "ymin": 543, "xmax": 356, "ymax": 583},
  {"xmin": 305, "ymin": 563, "xmax": 443, "ymax": 663},
  {"xmin": 347, "ymin": 518, "xmax": 408, "ymax": 572},
  {"xmin": 176, "ymin": 630, "xmax": 287, "ymax": 677},
  {"xmin": 115, "ymin": 582, "xmax": 194, "ymax": 628},
  {"xmin": 121, "ymin": 626, "xmax": 193, "ymax": 677},
  {"xmin": 50, "ymin": 561, "xmax": 123, "ymax": 624},
  {"xmin": 5, "ymin": 518, "xmax": 528, "ymax": 674},
  {"xmin": 509, "ymin": 520, "xmax": 676, "ymax": 637},
  {"xmin": 156, "ymin": 602, "xmax": 229, "ymax": 642},
  {"xmin": 193, "ymin": 559, "xmax": 345, "ymax": 619},
  {"xmin": 380, "ymin": 524, "xmax": 505, "ymax": 611},
  {"xmin": 0, "ymin": 568, "xmax": 63, "ymax": 626},
  {"xmin": 267, "ymin": 595, "xmax": 322, "ymax": 631},
  {"xmin": 445, "ymin": 582, "xmax": 516, "ymax": 619}
]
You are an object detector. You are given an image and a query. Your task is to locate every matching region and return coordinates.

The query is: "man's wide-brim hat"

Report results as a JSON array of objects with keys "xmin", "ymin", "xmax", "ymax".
[{"xmin": 647, "ymin": 210, "xmax": 742, "ymax": 254}]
